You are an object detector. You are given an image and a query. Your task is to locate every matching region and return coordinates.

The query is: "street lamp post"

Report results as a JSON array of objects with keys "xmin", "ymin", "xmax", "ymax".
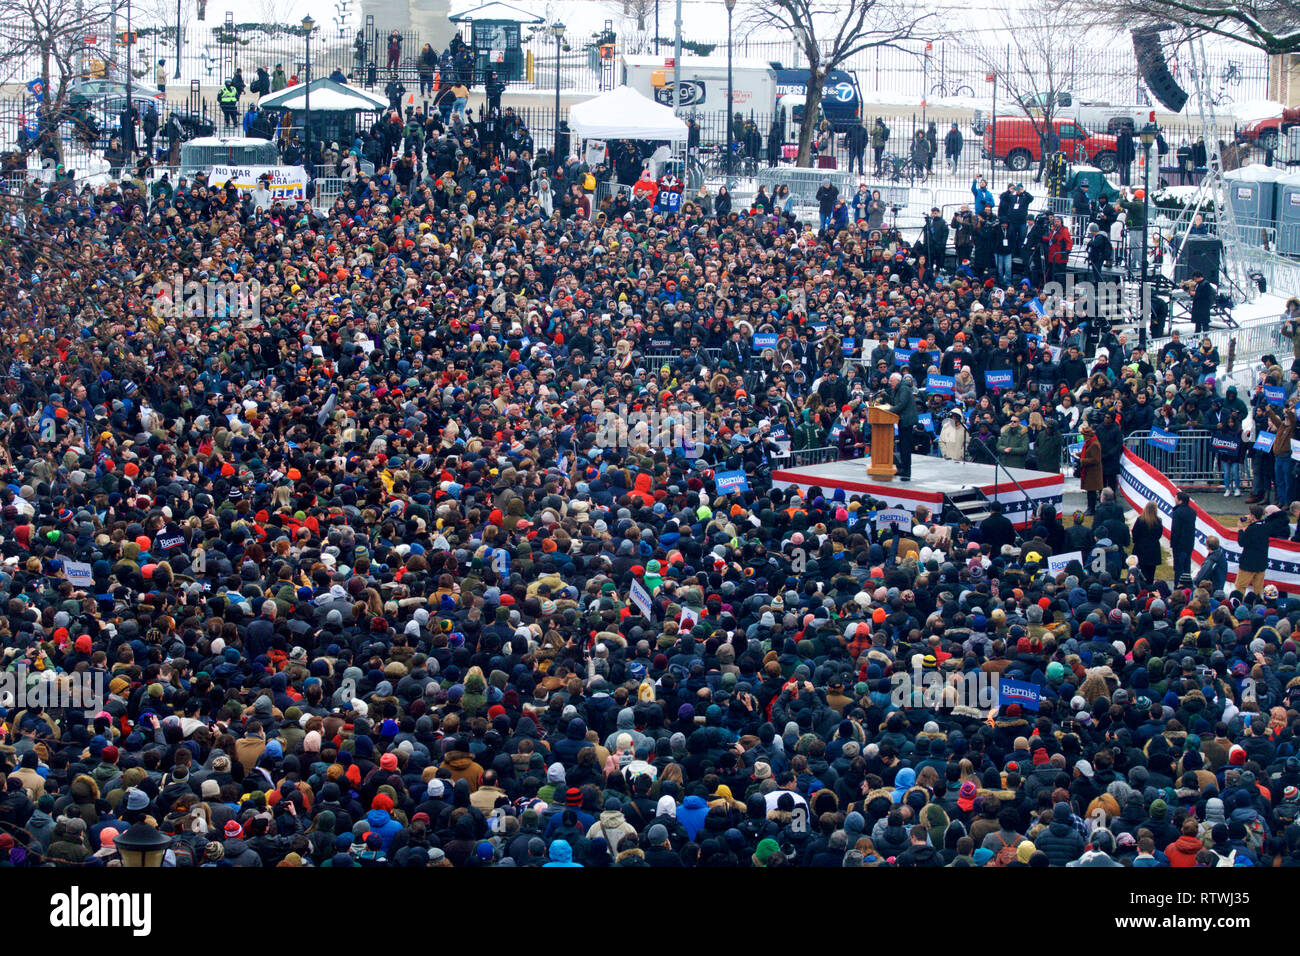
[
  {"xmin": 725, "ymin": 0, "xmax": 735, "ymax": 181},
  {"xmin": 552, "ymin": 22, "xmax": 564, "ymax": 155},
  {"xmin": 113, "ymin": 822, "xmax": 171, "ymax": 867},
  {"xmin": 175, "ymin": 0, "xmax": 183, "ymax": 78},
  {"xmin": 303, "ymin": 15, "xmax": 316, "ymax": 172},
  {"xmin": 1139, "ymin": 121, "xmax": 1156, "ymax": 350}
]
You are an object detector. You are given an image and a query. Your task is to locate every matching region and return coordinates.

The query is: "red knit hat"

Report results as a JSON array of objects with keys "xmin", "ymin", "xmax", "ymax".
[{"xmin": 371, "ymin": 793, "xmax": 394, "ymax": 811}]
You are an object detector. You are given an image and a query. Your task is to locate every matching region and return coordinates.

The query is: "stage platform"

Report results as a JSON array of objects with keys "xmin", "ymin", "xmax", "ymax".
[{"xmin": 770, "ymin": 456, "xmax": 1064, "ymax": 528}]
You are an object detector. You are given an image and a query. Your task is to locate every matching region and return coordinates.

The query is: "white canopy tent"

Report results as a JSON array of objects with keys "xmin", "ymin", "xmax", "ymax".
[
  {"xmin": 258, "ymin": 79, "xmax": 389, "ymax": 113},
  {"xmin": 567, "ymin": 86, "xmax": 688, "ymax": 143}
]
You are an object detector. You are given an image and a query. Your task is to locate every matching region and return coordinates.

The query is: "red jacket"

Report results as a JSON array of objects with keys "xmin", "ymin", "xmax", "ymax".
[
  {"xmin": 1047, "ymin": 225, "xmax": 1073, "ymax": 264},
  {"xmin": 1165, "ymin": 834, "xmax": 1204, "ymax": 867}
]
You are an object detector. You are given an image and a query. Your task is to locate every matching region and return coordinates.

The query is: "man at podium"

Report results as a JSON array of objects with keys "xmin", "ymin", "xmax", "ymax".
[{"xmin": 883, "ymin": 372, "xmax": 918, "ymax": 481}]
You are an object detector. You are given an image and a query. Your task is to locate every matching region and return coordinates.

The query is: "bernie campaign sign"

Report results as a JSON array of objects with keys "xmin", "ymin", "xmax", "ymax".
[{"xmin": 998, "ymin": 678, "xmax": 1041, "ymax": 712}]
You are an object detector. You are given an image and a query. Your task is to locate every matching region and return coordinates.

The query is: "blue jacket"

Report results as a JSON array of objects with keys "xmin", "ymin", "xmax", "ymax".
[
  {"xmin": 364, "ymin": 808, "xmax": 403, "ymax": 851},
  {"xmin": 676, "ymin": 795, "xmax": 709, "ymax": 840},
  {"xmin": 543, "ymin": 839, "xmax": 582, "ymax": 866},
  {"xmin": 972, "ymin": 181, "xmax": 994, "ymax": 217}
]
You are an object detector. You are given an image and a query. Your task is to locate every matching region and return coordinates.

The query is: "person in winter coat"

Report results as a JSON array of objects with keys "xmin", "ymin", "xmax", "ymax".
[
  {"xmin": 586, "ymin": 797, "xmax": 638, "ymax": 858},
  {"xmin": 895, "ymin": 826, "xmax": 943, "ymax": 866},
  {"xmin": 1131, "ymin": 501, "xmax": 1164, "ymax": 583},
  {"xmin": 870, "ymin": 118, "xmax": 890, "ymax": 174},
  {"xmin": 1034, "ymin": 803, "xmax": 1086, "ymax": 865},
  {"xmin": 1079, "ymin": 422, "xmax": 1104, "ymax": 513},
  {"xmin": 1165, "ymin": 818, "xmax": 1206, "ymax": 866},
  {"xmin": 365, "ymin": 794, "xmax": 405, "ymax": 851},
  {"xmin": 543, "ymin": 839, "xmax": 583, "ymax": 867},
  {"xmin": 1236, "ymin": 506, "xmax": 1269, "ymax": 593},
  {"xmin": 1193, "ymin": 535, "xmax": 1229, "ymax": 593},
  {"xmin": 998, "ymin": 417, "xmax": 1030, "ymax": 471},
  {"xmin": 939, "ymin": 410, "xmax": 969, "ymax": 461},
  {"xmin": 944, "ymin": 122, "xmax": 963, "ymax": 174},
  {"xmin": 1170, "ymin": 490, "xmax": 1196, "ymax": 586}
]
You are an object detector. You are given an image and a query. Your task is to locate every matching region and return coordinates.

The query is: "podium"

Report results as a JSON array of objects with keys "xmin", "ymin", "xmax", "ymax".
[{"xmin": 867, "ymin": 406, "xmax": 899, "ymax": 481}]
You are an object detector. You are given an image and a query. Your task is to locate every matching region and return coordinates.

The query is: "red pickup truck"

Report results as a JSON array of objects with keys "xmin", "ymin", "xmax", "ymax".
[
  {"xmin": 982, "ymin": 116, "xmax": 1119, "ymax": 173},
  {"xmin": 1241, "ymin": 106, "xmax": 1300, "ymax": 152}
]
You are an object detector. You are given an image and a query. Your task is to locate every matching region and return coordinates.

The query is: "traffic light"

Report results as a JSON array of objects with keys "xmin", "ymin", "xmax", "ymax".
[{"xmin": 119, "ymin": 31, "xmax": 138, "ymax": 45}]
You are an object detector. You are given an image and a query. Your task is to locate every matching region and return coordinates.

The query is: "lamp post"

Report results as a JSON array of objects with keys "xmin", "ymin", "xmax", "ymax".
[
  {"xmin": 552, "ymin": 22, "xmax": 564, "ymax": 155},
  {"xmin": 125, "ymin": 0, "xmax": 133, "ymax": 118},
  {"xmin": 302, "ymin": 15, "xmax": 316, "ymax": 172},
  {"xmin": 1139, "ymin": 121, "xmax": 1156, "ymax": 350},
  {"xmin": 725, "ymin": 0, "xmax": 735, "ymax": 181},
  {"xmin": 113, "ymin": 822, "xmax": 171, "ymax": 867},
  {"xmin": 174, "ymin": 0, "xmax": 183, "ymax": 78}
]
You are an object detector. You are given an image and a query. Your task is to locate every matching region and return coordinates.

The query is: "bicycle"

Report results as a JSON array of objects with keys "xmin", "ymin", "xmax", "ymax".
[
  {"xmin": 930, "ymin": 79, "xmax": 975, "ymax": 99},
  {"xmin": 882, "ymin": 152, "xmax": 927, "ymax": 184}
]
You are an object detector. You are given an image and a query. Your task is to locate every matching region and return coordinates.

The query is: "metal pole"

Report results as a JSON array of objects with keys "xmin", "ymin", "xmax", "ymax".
[
  {"xmin": 304, "ymin": 30, "xmax": 311, "ymax": 169},
  {"xmin": 554, "ymin": 32, "xmax": 561, "ymax": 150},
  {"xmin": 726, "ymin": 3, "xmax": 733, "ymax": 179},
  {"xmin": 126, "ymin": 0, "xmax": 133, "ymax": 114},
  {"xmin": 654, "ymin": 0, "xmax": 659, "ymax": 54},
  {"xmin": 991, "ymin": 74, "xmax": 997, "ymax": 192},
  {"xmin": 672, "ymin": 0, "xmax": 682, "ymax": 115},
  {"xmin": 1141, "ymin": 138, "xmax": 1151, "ymax": 350},
  {"xmin": 175, "ymin": 0, "xmax": 183, "ymax": 79}
]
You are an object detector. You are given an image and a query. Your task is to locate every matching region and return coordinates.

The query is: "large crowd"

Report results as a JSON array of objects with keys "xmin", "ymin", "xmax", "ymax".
[{"xmin": 1, "ymin": 86, "xmax": 1299, "ymax": 871}]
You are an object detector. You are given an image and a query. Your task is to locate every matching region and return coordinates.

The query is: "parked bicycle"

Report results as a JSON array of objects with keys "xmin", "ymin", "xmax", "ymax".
[
  {"xmin": 930, "ymin": 79, "xmax": 975, "ymax": 99},
  {"xmin": 882, "ymin": 151, "xmax": 927, "ymax": 184}
]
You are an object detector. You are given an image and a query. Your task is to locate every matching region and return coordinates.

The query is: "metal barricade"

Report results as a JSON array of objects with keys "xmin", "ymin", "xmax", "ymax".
[
  {"xmin": 595, "ymin": 180, "xmax": 632, "ymax": 209},
  {"xmin": 754, "ymin": 167, "xmax": 857, "ymax": 209},
  {"xmin": 313, "ymin": 177, "xmax": 346, "ymax": 212},
  {"xmin": 1123, "ymin": 427, "xmax": 1249, "ymax": 488},
  {"xmin": 783, "ymin": 445, "xmax": 841, "ymax": 466}
]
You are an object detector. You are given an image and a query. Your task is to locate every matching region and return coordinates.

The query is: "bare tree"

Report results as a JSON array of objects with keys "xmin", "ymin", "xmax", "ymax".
[
  {"xmin": 747, "ymin": 0, "xmax": 939, "ymax": 167},
  {"xmin": 0, "ymin": 0, "xmax": 122, "ymax": 163},
  {"xmin": 1073, "ymin": 0, "xmax": 1299, "ymax": 55},
  {"xmin": 970, "ymin": 0, "xmax": 1081, "ymax": 178},
  {"xmin": 621, "ymin": 0, "xmax": 655, "ymax": 32}
]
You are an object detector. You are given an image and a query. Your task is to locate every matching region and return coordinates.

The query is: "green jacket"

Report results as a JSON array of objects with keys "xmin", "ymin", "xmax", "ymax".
[
  {"xmin": 998, "ymin": 424, "xmax": 1030, "ymax": 470},
  {"xmin": 1120, "ymin": 198, "xmax": 1146, "ymax": 230}
]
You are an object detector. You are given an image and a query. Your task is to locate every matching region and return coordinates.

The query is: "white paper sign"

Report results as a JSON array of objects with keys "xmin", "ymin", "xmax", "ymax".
[{"xmin": 1047, "ymin": 550, "xmax": 1083, "ymax": 573}]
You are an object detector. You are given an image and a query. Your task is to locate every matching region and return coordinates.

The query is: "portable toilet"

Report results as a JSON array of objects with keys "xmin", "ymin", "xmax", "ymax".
[
  {"xmin": 1223, "ymin": 163, "xmax": 1287, "ymax": 247},
  {"xmin": 1277, "ymin": 171, "xmax": 1300, "ymax": 257}
]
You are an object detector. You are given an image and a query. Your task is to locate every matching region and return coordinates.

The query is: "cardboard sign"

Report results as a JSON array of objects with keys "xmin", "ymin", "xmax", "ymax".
[
  {"xmin": 985, "ymin": 369, "xmax": 1013, "ymax": 390},
  {"xmin": 209, "ymin": 164, "xmax": 309, "ymax": 202},
  {"xmin": 1255, "ymin": 431, "xmax": 1276, "ymax": 452},
  {"xmin": 1047, "ymin": 550, "xmax": 1082, "ymax": 574},
  {"xmin": 872, "ymin": 507, "xmax": 913, "ymax": 527},
  {"xmin": 154, "ymin": 525, "xmax": 187, "ymax": 552},
  {"xmin": 714, "ymin": 469, "xmax": 750, "ymax": 493},
  {"xmin": 1148, "ymin": 427, "xmax": 1178, "ymax": 452},
  {"xmin": 927, "ymin": 374, "xmax": 955, "ymax": 396},
  {"xmin": 58, "ymin": 556, "xmax": 94, "ymax": 586},
  {"xmin": 629, "ymin": 578, "xmax": 654, "ymax": 619},
  {"xmin": 998, "ymin": 678, "xmax": 1041, "ymax": 711}
]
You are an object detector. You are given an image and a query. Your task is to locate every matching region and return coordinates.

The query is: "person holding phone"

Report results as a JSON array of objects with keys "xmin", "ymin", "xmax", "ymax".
[{"xmin": 1237, "ymin": 505, "xmax": 1269, "ymax": 594}]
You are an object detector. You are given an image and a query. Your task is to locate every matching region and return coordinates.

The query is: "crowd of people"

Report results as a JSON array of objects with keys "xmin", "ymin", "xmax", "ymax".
[{"xmin": 3, "ymin": 64, "xmax": 1300, "ymax": 872}]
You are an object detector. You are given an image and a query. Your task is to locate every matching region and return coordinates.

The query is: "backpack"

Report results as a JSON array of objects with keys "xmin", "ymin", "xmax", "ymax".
[
  {"xmin": 882, "ymin": 123, "xmax": 891, "ymax": 142},
  {"xmin": 985, "ymin": 833, "xmax": 1018, "ymax": 867}
]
